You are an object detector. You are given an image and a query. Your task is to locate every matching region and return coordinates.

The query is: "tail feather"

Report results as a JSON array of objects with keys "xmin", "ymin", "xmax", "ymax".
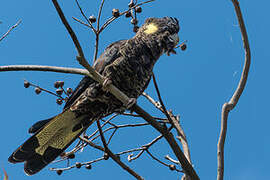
[
  {"xmin": 8, "ymin": 109, "xmax": 92, "ymax": 175},
  {"xmin": 28, "ymin": 118, "xmax": 54, "ymax": 134}
]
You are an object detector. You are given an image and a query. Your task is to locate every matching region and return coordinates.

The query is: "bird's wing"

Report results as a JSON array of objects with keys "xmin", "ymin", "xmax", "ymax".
[{"xmin": 63, "ymin": 40, "xmax": 127, "ymax": 110}]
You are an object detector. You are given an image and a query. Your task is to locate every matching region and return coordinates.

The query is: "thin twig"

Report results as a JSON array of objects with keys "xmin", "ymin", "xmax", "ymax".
[
  {"xmin": 217, "ymin": 1, "xmax": 251, "ymax": 180},
  {"xmin": 152, "ymin": 74, "xmax": 175, "ymax": 126},
  {"xmin": 74, "ymin": 0, "xmax": 96, "ymax": 33},
  {"xmin": 0, "ymin": 19, "xmax": 22, "ymax": 42},
  {"xmin": 72, "ymin": 17, "xmax": 93, "ymax": 29},
  {"xmin": 96, "ymin": 120, "xmax": 144, "ymax": 180},
  {"xmin": 79, "ymin": 136, "xmax": 105, "ymax": 151},
  {"xmin": 50, "ymin": 156, "xmax": 105, "ymax": 172},
  {"xmin": 88, "ymin": 114, "xmax": 119, "ymax": 140},
  {"xmin": 165, "ymin": 155, "xmax": 180, "ymax": 165},
  {"xmin": 52, "ymin": 0, "xmax": 85, "ymax": 60},
  {"xmin": 93, "ymin": 0, "xmax": 106, "ymax": 62},
  {"xmin": 146, "ymin": 150, "xmax": 183, "ymax": 173},
  {"xmin": 168, "ymin": 112, "xmax": 192, "ymax": 180},
  {"xmin": 128, "ymin": 135, "xmax": 163, "ymax": 162}
]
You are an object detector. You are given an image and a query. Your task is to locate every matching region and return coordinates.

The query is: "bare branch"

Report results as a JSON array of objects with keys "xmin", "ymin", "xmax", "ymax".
[
  {"xmin": 0, "ymin": 19, "xmax": 22, "ymax": 42},
  {"xmin": 217, "ymin": 1, "xmax": 251, "ymax": 180},
  {"xmin": 133, "ymin": 105, "xmax": 200, "ymax": 180},
  {"xmin": 165, "ymin": 155, "xmax": 180, "ymax": 165},
  {"xmin": 74, "ymin": 0, "xmax": 97, "ymax": 33},
  {"xmin": 93, "ymin": 0, "xmax": 106, "ymax": 62},
  {"xmin": 152, "ymin": 74, "xmax": 175, "ymax": 126},
  {"xmin": 0, "ymin": 65, "xmax": 89, "ymax": 76},
  {"xmin": 79, "ymin": 136, "xmax": 105, "ymax": 151},
  {"xmin": 146, "ymin": 150, "xmax": 183, "ymax": 173},
  {"xmin": 96, "ymin": 120, "xmax": 144, "ymax": 180}
]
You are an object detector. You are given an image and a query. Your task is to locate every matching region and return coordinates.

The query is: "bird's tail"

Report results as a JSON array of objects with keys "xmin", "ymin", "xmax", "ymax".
[{"xmin": 8, "ymin": 109, "xmax": 91, "ymax": 175}]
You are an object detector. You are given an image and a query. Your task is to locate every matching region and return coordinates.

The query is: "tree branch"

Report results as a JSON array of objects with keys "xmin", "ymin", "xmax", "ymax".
[
  {"xmin": 0, "ymin": 65, "xmax": 89, "ymax": 76},
  {"xmin": 96, "ymin": 120, "xmax": 144, "ymax": 180},
  {"xmin": 217, "ymin": 1, "xmax": 251, "ymax": 180},
  {"xmin": 0, "ymin": 19, "xmax": 22, "ymax": 42}
]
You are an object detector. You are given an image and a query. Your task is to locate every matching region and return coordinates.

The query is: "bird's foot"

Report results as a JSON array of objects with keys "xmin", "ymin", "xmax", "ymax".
[
  {"xmin": 102, "ymin": 78, "xmax": 112, "ymax": 92},
  {"xmin": 125, "ymin": 98, "xmax": 137, "ymax": 110}
]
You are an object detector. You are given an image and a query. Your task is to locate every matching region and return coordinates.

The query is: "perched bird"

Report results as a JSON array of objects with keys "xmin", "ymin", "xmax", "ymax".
[{"xmin": 8, "ymin": 17, "xmax": 180, "ymax": 175}]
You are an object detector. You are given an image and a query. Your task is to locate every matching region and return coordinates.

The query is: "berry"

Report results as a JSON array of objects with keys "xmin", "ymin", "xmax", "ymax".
[
  {"xmin": 89, "ymin": 15, "xmax": 96, "ymax": 23},
  {"xmin": 54, "ymin": 81, "xmax": 64, "ymax": 88},
  {"xmin": 56, "ymin": 89, "xmax": 63, "ymax": 95},
  {"xmin": 56, "ymin": 170, "xmax": 63, "ymax": 175},
  {"xmin": 24, "ymin": 80, "xmax": 30, "ymax": 88},
  {"xmin": 112, "ymin": 9, "xmax": 120, "ymax": 18},
  {"xmin": 125, "ymin": 11, "xmax": 132, "ymax": 18},
  {"xmin": 67, "ymin": 88, "xmax": 73, "ymax": 95},
  {"xmin": 181, "ymin": 44, "xmax": 187, "ymax": 51},
  {"xmin": 104, "ymin": 153, "xmax": 109, "ymax": 160},
  {"xmin": 35, "ymin": 88, "xmax": 41, "ymax": 95},
  {"xmin": 76, "ymin": 162, "xmax": 82, "ymax": 168},
  {"xmin": 135, "ymin": 6, "xmax": 142, "ymax": 13},
  {"xmin": 56, "ymin": 98, "xmax": 63, "ymax": 105},
  {"xmin": 85, "ymin": 164, "xmax": 92, "ymax": 169},
  {"xmin": 169, "ymin": 164, "xmax": 176, "ymax": 171}
]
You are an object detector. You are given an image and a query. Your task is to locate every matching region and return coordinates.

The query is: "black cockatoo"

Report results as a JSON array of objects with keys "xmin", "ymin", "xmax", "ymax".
[{"xmin": 8, "ymin": 17, "xmax": 180, "ymax": 175}]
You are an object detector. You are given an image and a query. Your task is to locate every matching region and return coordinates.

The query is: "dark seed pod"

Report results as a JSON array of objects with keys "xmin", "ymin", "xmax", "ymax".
[
  {"xmin": 67, "ymin": 88, "xmax": 73, "ymax": 95},
  {"xmin": 76, "ymin": 162, "xmax": 82, "ymax": 169},
  {"xmin": 24, "ymin": 80, "xmax": 30, "ymax": 88},
  {"xmin": 104, "ymin": 153, "xmax": 109, "ymax": 160},
  {"xmin": 54, "ymin": 81, "xmax": 60, "ymax": 88},
  {"xmin": 35, "ymin": 88, "xmax": 41, "ymax": 95},
  {"xmin": 112, "ymin": 9, "xmax": 120, "ymax": 18},
  {"xmin": 135, "ymin": 6, "xmax": 142, "ymax": 13},
  {"xmin": 56, "ymin": 170, "xmax": 63, "ymax": 175},
  {"xmin": 56, "ymin": 98, "xmax": 63, "ymax": 105},
  {"xmin": 131, "ymin": 18, "xmax": 138, "ymax": 25},
  {"xmin": 54, "ymin": 81, "xmax": 64, "ymax": 88},
  {"xmin": 89, "ymin": 15, "xmax": 96, "ymax": 23},
  {"xmin": 125, "ymin": 11, "xmax": 132, "ymax": 18},
  {"xmin": 67, "ymin": 153, "xmax": 75, "ymax": 159},
  {"xmin": 56, "ymin": 89, "xmax": 63, "ymax": 95},
  {"xmin": 181, "ymin": 44, "xmax": 187, "ymax": 51},
  {"xmin": 133, "ymin": 25, "xmax": 139, "ymax": 33},
  {"xmin": 59, "ymin": 81, "xmax": 64, "ymax": 88},
  {"xmin": 169, "ymin": 164, "xmax": 176, "ymax": 171},
  {"xmin": 85, "ymin": 164, "xmax": 92, "ymax": 170}
]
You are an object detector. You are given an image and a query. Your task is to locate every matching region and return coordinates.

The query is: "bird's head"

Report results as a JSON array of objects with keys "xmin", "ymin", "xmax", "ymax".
[{"xmin": 136, "ymin": 17, "xmax": 180, "ymax": 55}]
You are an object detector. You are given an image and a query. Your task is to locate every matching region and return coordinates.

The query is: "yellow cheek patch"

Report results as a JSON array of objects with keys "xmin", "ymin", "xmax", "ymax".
[{"xmin": 144, "ymin": 23, "xmax": 158, "ymax": 34}]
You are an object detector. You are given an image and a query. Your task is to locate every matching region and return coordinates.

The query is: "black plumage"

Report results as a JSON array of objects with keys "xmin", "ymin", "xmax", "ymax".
[{"xmin": 8, "ymin": 17, "xmax": 180, "ymax": 175}]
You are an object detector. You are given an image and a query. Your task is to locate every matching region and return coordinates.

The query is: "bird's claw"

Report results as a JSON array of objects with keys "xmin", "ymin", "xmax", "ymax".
[{"xmin": 125, "ymin": 98, "xmax": 137, "ymax": 110}]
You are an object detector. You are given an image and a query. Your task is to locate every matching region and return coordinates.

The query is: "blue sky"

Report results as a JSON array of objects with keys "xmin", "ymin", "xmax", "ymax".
[{"xmin": 1, "ymin": 0, "xmax": 269, "ymax": 179}]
